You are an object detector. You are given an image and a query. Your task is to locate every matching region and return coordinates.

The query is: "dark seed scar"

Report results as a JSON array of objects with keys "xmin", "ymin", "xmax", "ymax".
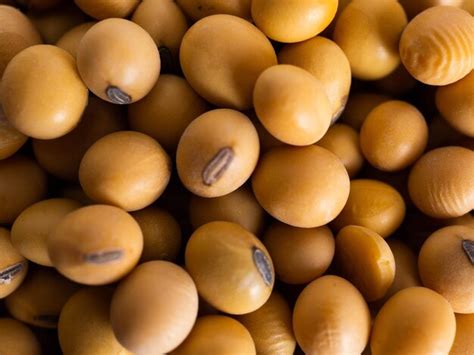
[
  {"xmin": 0, "ymin": 261, "xmax": 25, "ymax": 285},
  {"xmin": 202, "ymin": 147, "xmax": 234, "ymax": 186},
  {"xmin": 252, "ymin": 247, "xmax": 274, "ymax": 286},
  {"xmin": 106, "ymin": 86, "xmax": 132, "ymax": 105},
  {"xmin": 83, "ymin": 249, "xmax": 124, "ymax": 264},
  {"xmin": 462, "ymin": 240, "xmax": 474, "ymax": 265}
]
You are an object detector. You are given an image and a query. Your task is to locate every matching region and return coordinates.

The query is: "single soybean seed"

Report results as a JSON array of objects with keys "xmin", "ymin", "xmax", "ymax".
[
  {"xmin": 202, "ymin": 147, "xmax": 234, "ymax": 186},
  {"xmin": 83, "ymin": 249, "xmax": 124, "ymax": 264},
  {"xmin": 252, "ymin": 247, "xmax": 273, "ymax": 286},
  {"xmin": 0, "ymin": 262, "xmax": 25, "ymax": 285},
  {"xmin": 462, "ymin": 240, "xmax": 474, "ymax": 264},
  {"xmin": 106, "ymin": 86, "xmax": 132, "ymax": 105}
]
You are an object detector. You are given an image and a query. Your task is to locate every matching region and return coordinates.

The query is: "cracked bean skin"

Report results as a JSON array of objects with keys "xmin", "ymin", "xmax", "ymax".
[
  {"xmin": 418, "ymin": 225, "xmax": 474, "ymax": 314},
  {"xmin": 293, "ymin": 275, "xmax": 371, "ymax": 355},
  {"xmin": 1, "ymin": 44, "xmax": 88, "ymax": 139},
  {"xmin": 110, "ymin": 261, "xmax": 198, "ymax": 354},
  {"xmin": 0, "ymin": 318, "xmax": 41, "ymax": 355},
  {"xmin": 77, "ymin": 18, "xmax": 160, "ymax": 104},
  {"xmin": 177, "ymin": 109, "xmax": 259, "ymax": 198},
  {"xmin": 185, "ymin": 221, "xmax": 274, "ymax": 315},
  {"xmin": 47, "ymin": 205, "xmax": 143, "ymax": 285},
  {"xmin": 371, "ymin": 287, "xmax": 456, "ymax": 355},
  {"xmin": 0, "ymin": 228, "xmax": 28, "ymax": 299},
  {"xmin": 408, "ymin": 146, "xmax": 474, "ymax": 218}
]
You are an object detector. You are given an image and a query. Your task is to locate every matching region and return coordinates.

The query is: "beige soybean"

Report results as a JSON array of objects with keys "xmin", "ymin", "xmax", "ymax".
[
  {"xmin": 0, "ymin": 4, "xmax": 41, "ymax": 77},
  {"xmin": 79, "ymin": 131, "xmax": 171, "ymax": 211},
  {"xmin": 33, "ymin": 96, "xmax": 126, "ymax": 181},
  {"xmin": 236, "ymin": 292, "xmax": 295, "ymax": 355},
  {"xmin": 418, "ymin": 225, "xmax": 474, "ymax": 313},
  {"xmin": 450, "ymin": 313, "xmax": 474, "ymax": 355},
  {"xmin": 0, "ymin": 318, "xmax": 41, "ymax": 355},
  {"xmin": 316, "ymin": 123, "xmax": 364, "ymax": 178},
  {"xmin": 0, "ymin": 105, "xmax": 28, "ymax": 161},
  {"xmin": 371, "ymin": 287, "xmax": 456, "ymax": 355},
  {"xmin": 48, "ymin": 205, "xmax": 143, "ymax": 285},
  {"xmin": 293, "ymin": 275, "xmax": 371, "ymax": 355},
  {"xmin": 180, "ymin": 14, "xmax": 277, "ymax": 110},
  {"xmin": 336, "ymin": 225, "xmax": 396, "ymax": 301},
  {"xmin": 77, "ymin": 18, "xmax": 160, "ymax": 104},
  {"xmin": 0, "ymin": 156, "xmax": 47, "ymax": 224},
  {"xmin": 131, "ymin": 206, "xmax": 182, "ymax": 262},
  {"xmin": 263, "ymin": 222, "xmax": 335, "ymax": 284},
  {"xmin": 408, "ymin": 146, "xmax": 474, "ymax": 218},
  {"xmin": 128, "ymin": 74, "xmax": 207, "ymax": 152},
  {"xmin": 278, "ymin": 36, "xmax": 351, "ymax": 122},
  {"xmin": 11, "ymin": 198, "xmax": 82, "ymax": 267},
  {"xmin": 334, "ymin": 0, "xmax": 407, "ymax": 80},
  {"xmin": 177, "ymin": 109, "xmax": 259, "ymax": 198},
  {"xmin": 185, "ymin": 221, "xmax": 274, "ymax": 314},
  {"xmin": 132, "ymin": 0, "xmax": 188, "ymax": 71},
  {"xmin": 5, "ymin": 267, "xmax": 79, "ymax": 328},
  {"xmin": 0, "ymin": 228, "xmax": 28, "ymax": 299},
  {"xmin": 436, "ymin": 70, "xmax": 474, "ymax": 137},
  {"xmin": 74, "ymin": 0, "xmax": 140, "ymax": 19},
  {"xmin": 1, "ymin": 44, "xmax": 88, "ymax": 139},
  {"xmin": 56, "ymin": 22, "xmax": 95, "ymax": 59},
  {"xmin": 171, "ymin": 315, "xmax": 256, "ymax": 355},
  {"xmin": 360, "ymin": 100, "xmax": 429, "ymax": 172},
  {"xmin": 189, "ymin": 185, "xmax": 265, "ymax": 236},
  {"xmin": 251, "ymin": 0, "xmax": 338, "ymax": 43},
  {"xmin": 332, "ymin": 179, "xmax": 406, "ymax": 238},
  {"xmin": 110, "ymin": 261, "xmax": 199, "ymax": 354},
  {"xmin": 253, "ymin": 64, "xmax": 331, "ymax": 146},
  {"xmin": 176, "ymin": 0, "xmax": 252, "ymax": 21},
  {"xmin": 399, "ymin": 6, "xmax": 473, "ymax": 85},
  {"xmin": 58, "ymin": 287, "xmax": 131, "ymax": 355}
]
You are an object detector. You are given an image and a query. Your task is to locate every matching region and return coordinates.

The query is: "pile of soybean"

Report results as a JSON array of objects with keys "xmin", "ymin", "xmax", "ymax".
[{"xmin": 0, "ymin": 0, "xmax": 473, "ymax": 354}]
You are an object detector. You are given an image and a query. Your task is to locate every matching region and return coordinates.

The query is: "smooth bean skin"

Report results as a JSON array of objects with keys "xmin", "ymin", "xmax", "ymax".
[
  {"xmin": 263, "ymin": 222, "xmax": 334, "ymax": 284},
  {"xmin": 408, "ymin": 146, "xmax": 474, "ymax": 218},
  {"xmin": 399, "ymin": 6, "xmax": 473, "ymax": 85},
  {"xmin": 336, "ymin": 225, "xmax": 396, "ymax": 301},
  {"xmin": 1, "ymin": 44, "xmax": 88, "ymax": 139},
  {"xmin": 0, "ymin": 318, "xmax": 41, "ymax": 355},
  {"xmin": 278, "ymin": 36, "xmax": 351, "ymax": 122},
  {"xmin": 0, "ymin": 228, "xmax": 28, "ymax": 299},
  {"xmin": 334, "ymin": 0, "xmax": 407, "ymax": 80},
  {"xmin": 74, "ymin": 0, "xmax": 140, "ymax": 19},
  {"xmin": 170, "ymin": 315, "xmax": 256, "ymax": 355},
  {"xmin": 177, "ymin": 109, "xmax": 259, "ymax": 198},
  {"xmin": 371, "ymin": 287, "xmax": 456, "ymax": 355},
  {"xmin": 11, "ymin": 198, "xmax": 82, "ymax": 266},
  {"xmin": 0, "ymin": 156, "xmax": 47, "ymax": 224},
  {"xmin": 131, "ymin": 207, "xmax": 182, "ymax": 263},
  {"xmin": 293, "ymin": 275, "xmax": 371, "ymax": 355},
  {"xmin": 0, "ymin": 105, "xmax": 28, "ymax": 160},
  {"xmin": 33, "ymin": 96, "xmax": 126, "ymax": 181},
  {"xmin": 180, "ymin": 14, "xmax": 277, "ymax": 110},
  {"xmin": 79, "ymin": 131, "xmax": 171, "ymax": 211},
  {"xmin": 236, "ymin": 292, "xmax": 295, "ymax": 355},
  {"xmin": 189, "ymin": 185, "xmax": 265, "ymax": 236},
  {"xmin": 110, "ymin": 261, "xmax": 199, "ymax": 354},
  {"xmin": 316, "ymin": 123, "xmax": 364, "ymax": 177},
  {"xmin": 253, "ymin": 64, "xmax": 332, "ymax": 146},
  {"xmin": 251, "ymin": 0, "xmax": 337, "ymax": 43},
  {"xmin": 185, "ymin": 221, "xmax": 274, "ymax": 315},
  {"xmin": 450, "ymin": 313, "xmax": 474, "ymax": 355},
  {"xmin": 0, "ymin": 4, "xmax": 41, "ymax": 76},
  {"xmin": 128, "ymin": 74, "xmax": 207, "ymax": 152},
  {"xmin": 435, "ymin": 70, "xmax": 474, "ymax": 137},
  {"xmin": 56, "ymin": 22, "xmax": 95, "ymax": 59},
  {"xmin": 5, "ymin": 267, "xmax": 79, "ymax": 328},
  {"xmin": 58, "ymin": 287, "xmax": 132, "ymax": 355},
  {"xmin": 252, "ymin": 145, "xmax": 350, "ymax": 228},
  {"xmin": 418, "ymin": 225, "xmax": 474, "ymax": 313},
  {"xmin": 77, "ymin": 18, "xmax": 160, "ymax": 104},
  {"xmin": 332, "ymin": 179, "xmax": 406, "ymax": 238},
  {"xmin": 360, "ymin": 100, "xmax": 429, "ymax": 172}
]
